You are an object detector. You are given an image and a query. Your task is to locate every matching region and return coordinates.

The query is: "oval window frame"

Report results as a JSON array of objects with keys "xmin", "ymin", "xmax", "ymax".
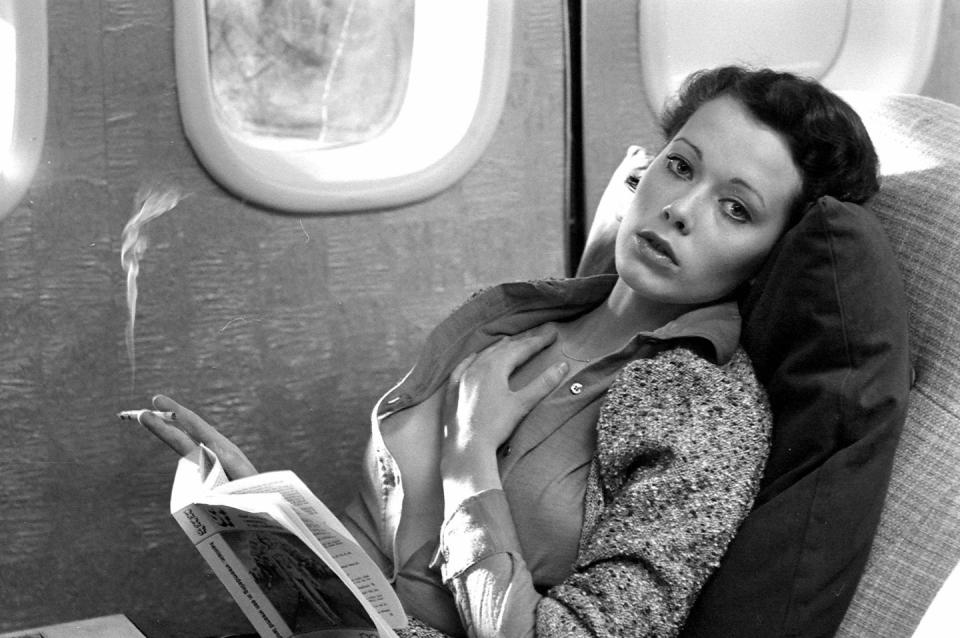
[
  {"xmin": 0, "ymin": 0, "xmax": 48, "ymax": 223},
  {"xmin": 174, "ymin": 0, "xmax": 514, "ymax": 213}
]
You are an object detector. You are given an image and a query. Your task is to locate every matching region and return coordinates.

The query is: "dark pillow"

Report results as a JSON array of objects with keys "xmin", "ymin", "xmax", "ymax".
[{"xmin": 680, "ymin": 196, "xmax": 912, "ymax": 637}]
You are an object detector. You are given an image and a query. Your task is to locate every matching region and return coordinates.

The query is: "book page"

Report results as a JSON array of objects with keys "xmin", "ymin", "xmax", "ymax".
[
  {"xmin": 221, "ymin": 471, "xmax": 354, "ymax": 540},
  {"xmin": 218, "ymin": 471, "xmax": 404, "ymax": 626},
  {"xmin": 197, "ymin": 444, "xmax": 231, "ymax": 490},
  {"xmin": 172, "ymin": 447, "xmax": 405, "ymax": 633},
  {"xmin": 183, "ymin": 501, "xmax": 391, "ymax": 637}
]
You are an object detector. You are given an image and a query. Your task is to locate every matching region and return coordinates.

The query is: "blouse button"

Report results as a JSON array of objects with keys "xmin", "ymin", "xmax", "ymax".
[{"xmin": 569, "ymin": 382, "xmax": 584, "ymax": 395}]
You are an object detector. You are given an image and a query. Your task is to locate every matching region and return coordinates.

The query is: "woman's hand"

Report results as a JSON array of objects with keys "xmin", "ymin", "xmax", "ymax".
[
  {"xmin": 444, "ymin": 329, "xmax": 569, "ymax": 456},
  {"xmin": 138, "ymin": 394, "xmax": 258, "ymax": 480},
  {"xmin": 440, "ymin": 329, "xmax": 568, "ymax": 516}
]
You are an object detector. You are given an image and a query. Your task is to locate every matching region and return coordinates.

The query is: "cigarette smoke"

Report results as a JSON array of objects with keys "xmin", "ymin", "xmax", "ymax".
[{"xmin": 120, "ymin": 185, "xmax": 184, "ymax": 386}]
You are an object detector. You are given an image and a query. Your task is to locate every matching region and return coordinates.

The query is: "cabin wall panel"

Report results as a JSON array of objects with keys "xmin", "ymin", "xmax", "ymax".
[
  {"xmin": 580, "ymin": 0, "xmax": 660, "ymax": 230},
  {"xmin": 0, "ymin": 1, "xmax": 568, "ymax": 635}
]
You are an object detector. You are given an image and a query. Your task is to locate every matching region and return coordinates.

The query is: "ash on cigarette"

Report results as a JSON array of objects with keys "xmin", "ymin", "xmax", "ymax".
[{"xmin": 121, "ymin": 184, "xmax": 185, "ymax": 387}]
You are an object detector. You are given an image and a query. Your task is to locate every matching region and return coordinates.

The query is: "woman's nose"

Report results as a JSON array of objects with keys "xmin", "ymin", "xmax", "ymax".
[{"xmin": 662, "ymin": 202, "xmax": 692, "ymax": 235}]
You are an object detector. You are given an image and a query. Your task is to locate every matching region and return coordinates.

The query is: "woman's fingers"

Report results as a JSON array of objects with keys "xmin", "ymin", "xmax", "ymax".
[
  {"xmin": 138, "ymin": 410, "xmax": 198, "ymax": 457},
  {"xmin": 484, "ymin": 328, "xmax": 558, "ymax": 371},
  {"xmin": 520, "ymin": 359, "xmax": 568, "ymax": 405},
  {"xmin": 449, "ymin": 352, "xmax": 478, "ymax": 385},
  {"xmin": 496, "ymin": 330, "xmax": 568, "ymax": 408},
  {"xmin": 152, "ymin": 394, "xmax": 220, "ymax": 446},
  {"xmin": 443, "ymin": 352, "xmax": 477, "ymax": 426},
  {"xmin": 207, "ymin": 442, "xmax": 258, "ymax": 480},
  {"xmin": 456, "ymin": 329, "xmax": 569, "ymax": 414},
  {"xmin": 149, "ymin": 394, "xmax": 258, "ymax": 479}
]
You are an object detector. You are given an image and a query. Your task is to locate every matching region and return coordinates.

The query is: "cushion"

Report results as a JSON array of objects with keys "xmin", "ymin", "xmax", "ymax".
[
  {"xmin": 679, "ymin": 196, "xmax": 912, "ymax": 637},
  {"xmin": 575, "ymin": 145, "xmax": 649, "ymax": 277}
]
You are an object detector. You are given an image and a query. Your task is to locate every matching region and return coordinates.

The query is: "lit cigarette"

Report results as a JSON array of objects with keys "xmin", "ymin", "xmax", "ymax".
[{"xmin": 117, "ymin": 409, "xmax": 176, "ymax": 423}]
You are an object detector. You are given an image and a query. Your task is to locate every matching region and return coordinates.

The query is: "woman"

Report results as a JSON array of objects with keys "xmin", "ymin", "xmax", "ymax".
[{"xmin": 141, "ymin": 66, "xmax": 880, "ymax": 637}]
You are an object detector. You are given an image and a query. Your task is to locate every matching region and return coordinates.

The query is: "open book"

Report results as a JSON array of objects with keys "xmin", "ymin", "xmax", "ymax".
[{"xmin": 170, "ymin": 445, "xmax": 406, "ymax": 638}]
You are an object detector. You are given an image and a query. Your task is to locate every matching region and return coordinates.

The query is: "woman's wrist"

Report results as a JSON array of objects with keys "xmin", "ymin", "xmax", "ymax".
[{"xmin": 440, "ymin": 443, "xmax": 502, "ymax": 519}]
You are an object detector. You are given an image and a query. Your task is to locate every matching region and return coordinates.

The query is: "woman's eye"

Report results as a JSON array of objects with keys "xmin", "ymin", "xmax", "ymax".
[
  {"xmin": 666, "ymin": 155, "xmax": 692, "ymax": 179},
  {"xmin": 624, "ymin": 170, "xmax": 642, "ymax": 192},
  {"xmin": 722, "ymin": 200, "xmax": 751, "ymax": 223}
]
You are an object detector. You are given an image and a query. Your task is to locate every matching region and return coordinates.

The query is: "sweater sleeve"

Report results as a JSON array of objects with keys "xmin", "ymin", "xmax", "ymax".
[{"xmin": 537, "ymin": 347, "xmax": 772, "ymax": 637}]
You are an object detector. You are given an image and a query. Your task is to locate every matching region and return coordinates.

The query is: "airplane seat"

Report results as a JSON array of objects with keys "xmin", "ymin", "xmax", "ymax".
[
  {"xmin": 833, "ymin": 92, "xmax": 960, "ymax": 637},
  {"xmin": 575, "ymin": 92, "xmax": 960, "ymax": 636}
]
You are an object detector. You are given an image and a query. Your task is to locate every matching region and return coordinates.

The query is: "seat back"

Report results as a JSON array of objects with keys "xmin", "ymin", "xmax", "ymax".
[{"xmin": 835, "ymin": 93, "xmax": 960, "ymax": 637}]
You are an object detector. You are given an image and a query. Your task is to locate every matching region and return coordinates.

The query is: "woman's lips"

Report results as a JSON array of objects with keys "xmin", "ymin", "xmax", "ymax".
[{"xmin": 636, "ymin": 230, "xmax": 679, "ymax": 266}]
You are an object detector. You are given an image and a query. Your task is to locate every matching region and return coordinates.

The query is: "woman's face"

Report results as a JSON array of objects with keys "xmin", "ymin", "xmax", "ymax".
[{"xmin": 614, "ymin": 95, "xmax": 801, "ymax": 306}]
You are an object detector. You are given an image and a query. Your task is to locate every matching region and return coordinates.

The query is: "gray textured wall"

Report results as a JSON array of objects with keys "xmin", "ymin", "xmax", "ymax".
[{"xmin": 0, "ymin": 1, "xmax": 568, "ymax": 635}]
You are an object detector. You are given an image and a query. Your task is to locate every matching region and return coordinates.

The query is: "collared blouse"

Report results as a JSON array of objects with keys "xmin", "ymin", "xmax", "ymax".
[{"xmin": 340, "ymin": 276, "xmax": 764, "ymax": 637}]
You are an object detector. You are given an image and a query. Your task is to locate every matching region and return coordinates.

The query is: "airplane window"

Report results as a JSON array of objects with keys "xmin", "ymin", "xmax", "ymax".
[
  {"xmin": 206, "ymin": 0, "xmax": 413, "ymax": 148},
  {"xmin": 175, "ymin": 0, "xmax": 513, "ymax": 213},
  {"xmin": 0, "ymin": 0, "xmax": 47, "ymax": 222}
]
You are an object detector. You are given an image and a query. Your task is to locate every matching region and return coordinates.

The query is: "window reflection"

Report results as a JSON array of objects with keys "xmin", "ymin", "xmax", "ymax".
[{"xmin": 206, "ymin": 0, "xmax": 414, "ymax": 147}]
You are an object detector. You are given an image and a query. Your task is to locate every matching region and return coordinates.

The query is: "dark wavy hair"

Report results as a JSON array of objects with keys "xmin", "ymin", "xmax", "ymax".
[{"xmin": 660, "ymin": 66, "xmax": 880, "ymax": 221}]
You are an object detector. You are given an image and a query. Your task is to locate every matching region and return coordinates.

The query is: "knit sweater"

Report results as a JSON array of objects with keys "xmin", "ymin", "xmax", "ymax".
[{"xmin": 401, "ymin": 345, "xmax": 772, "ymax": 637}]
